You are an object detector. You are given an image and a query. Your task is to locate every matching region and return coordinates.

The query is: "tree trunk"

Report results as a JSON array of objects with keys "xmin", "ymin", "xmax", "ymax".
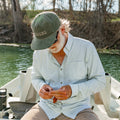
[
  {"xmin": 83, "ymin": 0, "xmax": 86, "ymax": 11},
  {"xmin": 89, "ymin": 0, "xmax": 91, "ymax": 11},
  {"xmin": 11, "ymin": 0, "xmax": 23, "ymax": 42},
  {"xmin": 31, "ymin": 0, "xmax": 36, "ymax": 10},
  {"xmin": 69, "ymin": 0, "xmax": 73, "ymax": 11},
  {"xmin": 0, "ymin": 3, "xmax": 2, "ymax": 15},
  {"xmin": 96, "ymin": 0, "xmax": 104, "ymax": 41},
  {"xmin": 69, "ymin": 0, "xmax": 74, "ymax": 18},
  {"xmin": 53, "ymin": 0, "xmax": 56, "ymax": 11},
  {"xmin": 85, "ymin": 0, "xmax": 88, "ymax": 11},
  {"xmin": 119, "ymin": 0, "xmax": 120, "ymax": 15},
  {"xmin": 2, "ymin": 0, "xmax": 7, "ymax": 15}
]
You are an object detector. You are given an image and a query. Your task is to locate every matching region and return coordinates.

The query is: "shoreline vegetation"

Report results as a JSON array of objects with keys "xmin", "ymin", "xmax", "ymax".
[
  {"xmin": 1, "ymin": 9, "xmax": 120, "ymax": 50},
  {"xmin": 1, "ymin": 0, "xmax": 120, "ymax": 50}
]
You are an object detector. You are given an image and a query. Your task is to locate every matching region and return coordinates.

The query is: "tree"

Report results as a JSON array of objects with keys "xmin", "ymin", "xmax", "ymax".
[
  {"xmin": 31, "ymin": 0, "xmax": 36, "ymax": 10},
  {"xmin": 119, "ymin": 0, "xmax": 120, "ymax": 15},
  {"xmin": 53, "ymin": 0, "xmax": 56, "ymax": 11},
  {"xmin": 69, "ymin": 0, "xmax": 73, "ymax": 11},
  {"xmin": 2, "ymin": 0, "xmax": 7, "ymax": 15},
  {"xmin": 11, "ymin": 0, "xmax": 23, "ymax": 42},
  {"xmin": 69, "ymin": 0, "xmax": 74, "ymax": 18}
]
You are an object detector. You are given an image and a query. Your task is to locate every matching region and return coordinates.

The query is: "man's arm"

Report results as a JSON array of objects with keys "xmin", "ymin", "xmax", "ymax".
[
  {"xmin": 31, "ymin": 51, "xmax": 53, "ymax": 99},
  {"xmin": 70, "ymin": 43, "xmax": 106, "ymax": 99},
  {"xmin": 31, "ymin": 51, "xmax": 46, "ymax": 93}
]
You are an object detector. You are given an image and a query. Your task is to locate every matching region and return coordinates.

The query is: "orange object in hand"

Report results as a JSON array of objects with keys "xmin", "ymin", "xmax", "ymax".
[{"xmin": 53, "ymin": 96, "xmax": 57, "ymax": 103}]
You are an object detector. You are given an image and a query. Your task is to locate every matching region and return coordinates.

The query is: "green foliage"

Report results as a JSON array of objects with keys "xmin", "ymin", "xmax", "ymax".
[
  {"xmin": 23, "ymin": 10, "xmax": 42, "ymax": 24},
  {"xmin": 23, "ymin": 10, "xmax": 53, "ymax": 24},
  {"xmin": 24, "ymin": 10, "xmax": 52, "ymax": 19},
  {"xmin": 25, "ymin": 10, "xmax": 41, "ymax": 18},
  {"xmin": 111, "ymin": 17, "xmax": 120, "ymax": 22}
]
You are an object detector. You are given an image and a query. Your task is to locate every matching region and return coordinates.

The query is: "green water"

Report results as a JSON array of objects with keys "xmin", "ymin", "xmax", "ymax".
[
  {"xmin": 100, "ymin": 54, "xmax": 120, "ymax": 81},
  {"xmin": 0, "ymin": 46, "xmax": 33, "ymax": 87},
  {"xmin": 0, "ymin": 46, "xmax": 120, "ymax": 87}
]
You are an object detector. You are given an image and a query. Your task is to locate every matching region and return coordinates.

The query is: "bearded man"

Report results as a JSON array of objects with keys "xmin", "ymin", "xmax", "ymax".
[{"xmin": 21, "ymin": 11, "xmax": 106, "ymax": 120}]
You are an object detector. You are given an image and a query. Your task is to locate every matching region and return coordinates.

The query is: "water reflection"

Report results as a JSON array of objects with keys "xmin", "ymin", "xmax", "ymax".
[{"xmin": 0, "ymin": 46, "xmax": 120, "ymax": 87}]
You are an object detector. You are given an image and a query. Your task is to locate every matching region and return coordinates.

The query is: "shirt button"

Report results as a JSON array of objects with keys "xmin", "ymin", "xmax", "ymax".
[{"xmin": 60, "ymin": 68, "xmax": 62, "ymax": 71}]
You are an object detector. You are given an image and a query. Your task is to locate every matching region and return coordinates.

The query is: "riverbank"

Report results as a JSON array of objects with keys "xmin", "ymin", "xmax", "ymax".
[
  {"xmin": 0, "ymin": 43, "xmax": 31, "ymax": 48},
  {"xmin": 0, "ymin": 43, "xmax": 20, "ymax": 47}
]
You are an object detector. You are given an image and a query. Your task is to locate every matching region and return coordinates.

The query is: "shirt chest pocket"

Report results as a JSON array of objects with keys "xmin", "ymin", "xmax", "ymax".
[{"xmin": 65, "ymin": 61, "xmax": 87, "ymax": 80}]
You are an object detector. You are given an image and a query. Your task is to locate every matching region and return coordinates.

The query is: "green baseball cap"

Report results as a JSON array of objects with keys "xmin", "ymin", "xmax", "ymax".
[{"xmin": 31, "ymin": 11, "xmax": 61, "ymax": 50}]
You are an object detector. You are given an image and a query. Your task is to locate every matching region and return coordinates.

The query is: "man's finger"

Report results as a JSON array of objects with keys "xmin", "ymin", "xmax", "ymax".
[
  {"xmin": 39, "ymin": 92, "xmax": 51, "ymax": 99},
  {"xmin": 55, "ymin": 96, "xmax": 68, "ymax": 100},
  {"xmin": 45, "ymin": 87, "xmax": 53, "ymax": 91},
  {"xmin": 40, "ymin": 88, "xmax": 49, "ymax": 95},
  {"xmin": 50, "ymin": 89, "xmax": 66, "ymax": 94}
]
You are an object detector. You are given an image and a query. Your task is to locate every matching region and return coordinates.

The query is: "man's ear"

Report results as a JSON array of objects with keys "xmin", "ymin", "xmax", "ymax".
[{"xmin": 60, "ymin": 26, "xmax": 65, "ymax": 35}]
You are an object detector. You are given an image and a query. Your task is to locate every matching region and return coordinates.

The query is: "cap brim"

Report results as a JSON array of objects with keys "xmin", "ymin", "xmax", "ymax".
[{"xmin": 31, "ymin": 31, "xmax": 57, "ymax": 50}]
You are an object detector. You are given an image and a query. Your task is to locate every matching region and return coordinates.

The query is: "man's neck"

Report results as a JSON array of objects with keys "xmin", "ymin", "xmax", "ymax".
[
  {"xmin": 52, "ymin": 48, "xmax": 65, "ymax": 57},
  {"xmin": 52, "ymin": 48, "xmax": 65, "ymax": 65}
]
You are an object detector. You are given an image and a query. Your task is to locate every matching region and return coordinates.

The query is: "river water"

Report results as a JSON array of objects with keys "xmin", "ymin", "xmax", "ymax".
[{"xmin": 0, "ymin": 45, "xmax": 120, "ymax": 87}]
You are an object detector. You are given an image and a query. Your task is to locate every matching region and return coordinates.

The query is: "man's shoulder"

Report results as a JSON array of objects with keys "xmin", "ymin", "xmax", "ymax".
[
  {"xmin": 33, "ymin": 49, "xmax": 48, "ymax": 57},
  {"xmin": 73, "ymin": 36, "xmax": 94, "ymax": 48}
]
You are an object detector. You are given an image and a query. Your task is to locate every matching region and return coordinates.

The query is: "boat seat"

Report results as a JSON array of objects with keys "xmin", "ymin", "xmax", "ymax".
[
  {"xmin": 93, "ymin": 73, "xmax": 120, "ymax": 119},
  {"xmin": 19, "ymin": 67, "xmax": 37, "ymax": 103},
  {"xmin": 91, "ymin": 95, "xmax": 119, "ymax": 120}
]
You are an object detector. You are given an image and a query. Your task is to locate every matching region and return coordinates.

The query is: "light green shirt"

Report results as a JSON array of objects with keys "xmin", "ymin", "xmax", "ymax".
[{"xmin": 31, "ymin": 33, "xmax": 106, "ymax": 120}]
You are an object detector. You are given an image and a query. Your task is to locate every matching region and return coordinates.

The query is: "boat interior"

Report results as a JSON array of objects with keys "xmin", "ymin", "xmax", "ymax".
[{"xmin": 0, "ymin": 67, "xmax": 120, "ymax": 120}]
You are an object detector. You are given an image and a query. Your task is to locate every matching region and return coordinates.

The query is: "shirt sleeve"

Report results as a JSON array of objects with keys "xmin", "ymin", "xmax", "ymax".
[
  {"xmin": 31, "ymin": 51, "xmax": 46, "ymax": 94},
  {"xmin": 70, "ymin": 43, "xmax": 106, "ymax": 98}
]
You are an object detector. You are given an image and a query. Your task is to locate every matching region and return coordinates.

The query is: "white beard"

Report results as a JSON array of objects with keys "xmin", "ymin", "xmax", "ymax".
[{"xmin": 49, "ymin": 30, "xmax": 66, "ymax": 53}]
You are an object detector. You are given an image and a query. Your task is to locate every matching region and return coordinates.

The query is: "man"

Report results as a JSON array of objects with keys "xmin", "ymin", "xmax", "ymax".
[{"xmin": 21, "ymin": 11, "xmax": 106, "ymax": 120}]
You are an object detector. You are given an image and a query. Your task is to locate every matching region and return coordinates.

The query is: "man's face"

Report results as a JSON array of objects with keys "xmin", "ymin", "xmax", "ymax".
[{"xmin": 49, "ymin": 30, "xmax": 66, "ymax": 53}]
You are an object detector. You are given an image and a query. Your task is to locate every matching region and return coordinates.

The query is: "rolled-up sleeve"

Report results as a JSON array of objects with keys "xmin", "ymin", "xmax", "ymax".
[
  {"xmin": 31, "ymin": 51, "xmax": 46, "ymax": 94},
  {"xmin": 70, "ymin": 43, "xmax": 106, "ymax": 98}
]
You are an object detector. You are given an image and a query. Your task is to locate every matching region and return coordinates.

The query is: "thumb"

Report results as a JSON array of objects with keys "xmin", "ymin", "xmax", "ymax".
[{"xmin": 48, "ymin": 86, "xmax": 53, "ymax": 91}]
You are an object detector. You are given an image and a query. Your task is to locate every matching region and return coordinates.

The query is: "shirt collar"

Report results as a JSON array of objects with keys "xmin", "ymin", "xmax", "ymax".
[{"xmin": 64, "ymin": 33, "xmax": 73, "ymax": 56}]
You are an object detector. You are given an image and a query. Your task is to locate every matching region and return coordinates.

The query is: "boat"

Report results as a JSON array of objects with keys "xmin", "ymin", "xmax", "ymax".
[{"xmin": 0, "ymin": 67, "xmax": 120, "ymax": 120}]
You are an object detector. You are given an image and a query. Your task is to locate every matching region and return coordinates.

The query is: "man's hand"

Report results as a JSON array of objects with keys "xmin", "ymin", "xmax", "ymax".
[
  {"xmin": 39, "ymin": 84, "xmax": 53, "ymax": 99},
  {"xmin": 49, "ymin": 85, "xmax": 72, "ymax": 101}
]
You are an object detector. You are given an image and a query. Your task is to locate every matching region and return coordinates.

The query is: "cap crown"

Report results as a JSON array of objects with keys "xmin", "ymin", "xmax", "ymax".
[{"xmin": 31, "ymin": 12, "xmax": 60, "ymax": 39}]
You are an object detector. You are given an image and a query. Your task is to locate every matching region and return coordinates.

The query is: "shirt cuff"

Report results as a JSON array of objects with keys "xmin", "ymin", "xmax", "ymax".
[
  {"xmin": 69, "ymin": 84, "xmax": 79, "ymax": 97},
  {"xmin": 38, "ymin": 83, "xmax": 46, "ymax": 93}
]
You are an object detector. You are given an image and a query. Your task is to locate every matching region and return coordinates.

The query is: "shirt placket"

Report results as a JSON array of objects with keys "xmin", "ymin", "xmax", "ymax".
[
  {"xmin": 59, "ymin": 65, "xmax": 64, "ymax": 88},
  {"xmin": 49, "ymin": 52, "xmax": 67, "ymax": 110}
]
